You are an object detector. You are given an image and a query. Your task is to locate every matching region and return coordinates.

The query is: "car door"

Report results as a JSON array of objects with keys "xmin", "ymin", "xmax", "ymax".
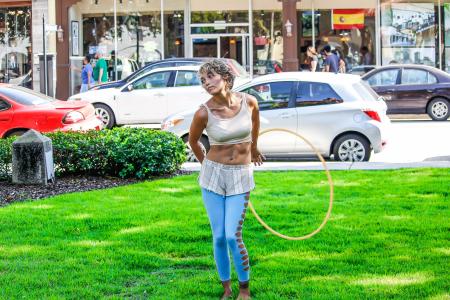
[
  {"xmin": 295, "ymin": 81, "xmax": 345, "ymax": 155},
  {"xmin": 167, "ymin": 70, "xmax": 210, "ymax": 117},
  {"xmin": 115, "ymin": 70, "xmax": 173, "ymax": 124},
  {"xmin": 0, "ymin": 98, "xmax": 13, "ymax": 134},
  {"xmin": 395, "ymin": 68, "xmax": 438, "ymax": 114},
  {"xmin": 239, "ymin": 81, "xmax": 297, "ymax": 154},
  {"xmin": 365, "ymin": 68, "xmax": 400, "ymax": 113}
]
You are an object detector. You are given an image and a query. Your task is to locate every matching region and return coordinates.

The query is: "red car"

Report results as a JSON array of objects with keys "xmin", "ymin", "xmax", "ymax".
[{"xmin": 0, "ymin": 85, "xmax": 103, "ymax": 138}]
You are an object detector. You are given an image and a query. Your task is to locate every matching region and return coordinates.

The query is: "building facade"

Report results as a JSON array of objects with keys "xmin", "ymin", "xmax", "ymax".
[{"xmin": 1, "ymin": 0, "xmax": 449, "ymax": 100}]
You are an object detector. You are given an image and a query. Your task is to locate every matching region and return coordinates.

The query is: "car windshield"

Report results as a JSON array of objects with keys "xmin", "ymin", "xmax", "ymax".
[{"xmin": 0, "ymin": 86, "xmax": 55, "ymax": 105}]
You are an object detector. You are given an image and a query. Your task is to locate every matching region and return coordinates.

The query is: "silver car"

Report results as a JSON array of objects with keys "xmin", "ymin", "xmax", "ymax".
[{"xmin": 162, "ymin": 72, "xmax": 390, "ymax": 162}]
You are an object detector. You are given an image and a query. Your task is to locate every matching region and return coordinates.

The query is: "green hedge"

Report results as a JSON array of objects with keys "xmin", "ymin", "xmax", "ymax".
[{"xmin": 0, "ymin": 128, "xmax": 186, "ymax": 180}]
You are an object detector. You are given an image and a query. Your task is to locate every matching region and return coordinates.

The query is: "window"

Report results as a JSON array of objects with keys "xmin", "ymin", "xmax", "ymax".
[
  {"xmin": 366, "ymin": 69, "xmax": 399, "ymax": 86},
  {"xmin": 352, "ymin": 82, "xmax": 380, "ymax": 102},
  {"xmin": 296, "ymin": 82, "xmax": 343, "ymax": 106},
  {"xmin": 174, "ymin": 71, "xmax": 200, "ymax": 87},
  {"xmin": 0, "ymin": 99, "xmax": 11, "ymax": 111},
  {"xmin": 401, "ymin": 69, "xmax": 438, "ymax": 85},
  {"xmin": 242, "ymin": 81, "xmax": 293, "ymax": 110},
  {"xmin": 132, "ymin": 71, "xmax": 171, "ymax": 90}
]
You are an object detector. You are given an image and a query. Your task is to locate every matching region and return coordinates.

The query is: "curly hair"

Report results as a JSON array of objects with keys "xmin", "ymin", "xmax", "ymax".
[{"xmin": 198, "ymin": 59, "xmax": 235, "ymax": 90}]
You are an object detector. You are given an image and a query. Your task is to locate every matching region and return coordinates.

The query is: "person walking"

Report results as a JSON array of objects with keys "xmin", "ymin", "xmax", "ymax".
[
  {"xmin": 80, "ymin": 55, "xmax": 95, "ymax": 92},
  {"xmin": 93, "ymin": 50, "xmax": 108, "ymax": 84},
  {"xmin": 189, "ymin": 59, "xmax": 264, "ymax": 300},
  {"xmin": 306, "ymin": 46, "xmax": 319, "ymax": 72},
  {"xmin": 322, "ymin": 45, "xmax": 340, "ymax": 73}
]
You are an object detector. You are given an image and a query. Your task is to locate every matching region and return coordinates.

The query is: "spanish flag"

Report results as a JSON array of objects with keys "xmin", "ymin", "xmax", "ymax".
[{"xmin": 332, "ymin": 9, "xmax": 365, "ymax": 30}]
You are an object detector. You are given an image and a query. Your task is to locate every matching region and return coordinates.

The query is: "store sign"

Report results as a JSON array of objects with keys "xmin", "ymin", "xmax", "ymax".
[{"xmin": 332, "ymin": 9, "xmax": 365, "ymax": 30}]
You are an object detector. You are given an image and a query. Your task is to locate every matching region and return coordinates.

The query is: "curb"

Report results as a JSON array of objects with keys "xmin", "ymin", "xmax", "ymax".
[{"xmin": 182, "ymin": 161, "xmax": 450, "ymax": 171}]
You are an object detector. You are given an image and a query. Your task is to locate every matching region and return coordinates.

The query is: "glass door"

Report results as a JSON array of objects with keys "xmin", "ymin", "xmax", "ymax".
[
  {"xmin": 0, "ymin": 6, "xmax": 32, "ymax": 87},
  {"xmin": 443, "ymin": 1, "xmax": 450, "ymax": 72},
  {"xmin": 192, "ymin": 37, "xmax": 219, "ymax": 58},
  {"xmin": 191, "ymin": 34, "xmax": 250, "ymax": 70},
  {"xmin": 219, "ymin": 36, "xmax": 249, "ymax": 69}
]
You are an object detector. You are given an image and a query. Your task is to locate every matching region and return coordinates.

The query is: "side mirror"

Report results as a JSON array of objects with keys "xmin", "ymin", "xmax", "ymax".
[{"xmin": 127, "ymin": 84, "xmax": 133, "ymax": 92}]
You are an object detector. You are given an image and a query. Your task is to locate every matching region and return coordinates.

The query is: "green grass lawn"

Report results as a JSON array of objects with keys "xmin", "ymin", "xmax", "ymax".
[{"xmin": 0, "ymin": 169, "xmax": 449, "ymax": 299}]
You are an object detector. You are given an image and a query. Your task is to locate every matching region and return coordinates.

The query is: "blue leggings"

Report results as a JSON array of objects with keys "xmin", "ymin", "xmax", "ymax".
[{"xmin": 201, "ymin": 188, "xmax": 250, "ymax": 283}]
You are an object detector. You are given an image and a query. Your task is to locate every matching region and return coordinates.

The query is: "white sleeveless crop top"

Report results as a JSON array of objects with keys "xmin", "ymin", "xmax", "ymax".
[{"xmin": 201, "ymin": 93, "xmax": 252, "ymax": 146}]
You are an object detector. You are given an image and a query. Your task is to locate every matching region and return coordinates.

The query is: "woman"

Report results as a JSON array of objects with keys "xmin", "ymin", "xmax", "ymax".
[
  {"xmin": 306, "ymin": 46, "xmax": 319, "ymax": 72},
  {"xmin": 80, "ymin": 55, "xmax": 94, "ymax": 92},
  {"xmin": 189, "ymin": 59, "xmax": 264, "ymax": 299}
]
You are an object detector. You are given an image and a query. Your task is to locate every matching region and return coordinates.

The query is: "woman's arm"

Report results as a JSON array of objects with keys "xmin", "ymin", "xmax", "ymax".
[
  {"xmin": 87, "ymin": 71, "xmax": 92, "ymax": 89},
  {"xmin": 247, "ymin": 94, "xmax": 264, "ymax": 166},
  {"xmin": 311, "ymin": 60, "xmax": 317, "ymax": 72},
  {"xmin": 188, "ymin": 107, "xmax": 208, "ymax": 163}
]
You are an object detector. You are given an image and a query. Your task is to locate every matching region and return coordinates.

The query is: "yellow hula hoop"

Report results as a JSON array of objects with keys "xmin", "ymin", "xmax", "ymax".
[{"xmin": 249, "ymin": 128, "xmax": 334, "ymax": 241}]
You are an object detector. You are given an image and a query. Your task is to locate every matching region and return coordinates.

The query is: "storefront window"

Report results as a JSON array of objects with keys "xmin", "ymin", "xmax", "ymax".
[
  {"xmin": 0, "ymin": 6, "xmax": 32, "ymax": 88},
  {"xmin": 443, "ymin": 1, "xmax": 450, "ymax": 72},
  {"xmin": 190, "ymin": 5, "xmax": 251, "ymax": 72},
  {"xmin": 252, "ymin": 10, "xmax": 283, "ymax": 75},
  {"xmin": 299, "ymin": 9, "xmax": 376, "ymax": 72},
  {"xmin": 380, "ymin": 1, "xmax": 438, "ymax": 67},
  {"xmin": 164, "ymin": 11, "xmax": 184, "ymax": 58},
  {"xmin": 191, "ymin": 11, "xmax": 248, "ymax": 24},
  {"xmin": 83, "ymin": 11, "xmax": 162, "ymax": 81}
]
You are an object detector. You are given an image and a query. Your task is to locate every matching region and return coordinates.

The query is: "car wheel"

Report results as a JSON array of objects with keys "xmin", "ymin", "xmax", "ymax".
[
  {"xmin": 333, "ymin": 134, "xmax": 371, "ymax": 162},
  {"xmin": 427, "ymin": 98, "xmax": 449, "ymax": 121},
  {"xmin": 94, "ymin": 103, "xmax": 115, "ymax": 129},
  {"xmin": 5, "ymin": 130, "xmax": 27, "ymax": 138},
  {"xmin": 183, "ymin": 135, "xmax": 210, "ymax": 162}
]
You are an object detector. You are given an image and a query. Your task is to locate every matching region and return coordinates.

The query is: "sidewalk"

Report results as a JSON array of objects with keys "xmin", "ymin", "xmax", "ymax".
[{"xmin": 182, "ymin": 158, "xmax": 450, "ymax": 171}]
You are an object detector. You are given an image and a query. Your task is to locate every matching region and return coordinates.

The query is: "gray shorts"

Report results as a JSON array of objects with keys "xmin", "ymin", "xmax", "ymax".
[{"xmin": 198, "ymin": 158, "xmax": 255, "ymax": 196}]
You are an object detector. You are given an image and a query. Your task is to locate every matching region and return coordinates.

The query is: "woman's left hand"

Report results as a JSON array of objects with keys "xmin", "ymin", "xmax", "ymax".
[{"xmin": 251, "ymin": 146, "xmax": 265, "ymax": 166}]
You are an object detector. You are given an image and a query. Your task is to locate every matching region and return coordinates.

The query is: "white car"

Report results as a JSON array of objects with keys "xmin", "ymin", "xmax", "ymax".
[
  {"xmin": 69, "ymin": 66, "xmax": 250, "ymax": 128},
  {"xmin": 162, "ymin": 72, "xmax": 391, "ymax": 162}
]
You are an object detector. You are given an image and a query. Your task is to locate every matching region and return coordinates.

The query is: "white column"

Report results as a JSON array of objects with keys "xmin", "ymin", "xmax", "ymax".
[
  {"xmin": 249, "ymin": 0, "xmax": 254, "ymax": 77},
  {"xmin": 185, "ymin": 0, "xmax": 191, "ymax": 57},
  {"xmin": 375, "ymin": 0, "xmax": 382, "ymax": 66},
  {"xmin": 161, "ymin": 0, "xmax": 165, "ymax": 59},
  {"xmin": 114, "ymin": 0, "xmax": 118, "ymax": 79}
]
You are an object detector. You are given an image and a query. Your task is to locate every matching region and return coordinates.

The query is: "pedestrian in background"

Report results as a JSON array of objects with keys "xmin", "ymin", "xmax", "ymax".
[
  {"xmin": 322, "ymin": 45, "xmax": 339, "ymax": 73},
  {"xmin": 306, "ymin": 46, "xmax": 319, "ymax": 72},
  {"xmin": 80, "ymin": 55, "xmax": 95, "ymax": 93},
  {"xmin": 93, "ymin": 50, "xmax": 108, "ymax": 84}
]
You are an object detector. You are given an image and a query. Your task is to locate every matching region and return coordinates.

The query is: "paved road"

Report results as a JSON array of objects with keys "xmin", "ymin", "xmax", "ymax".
[
  {"xmin": 182, "ymin": 117, "xmax": 450, "ymax": 171},
  {"xmin": 371, "ymin": 119, "xmax": 450, "ymax": 163}
]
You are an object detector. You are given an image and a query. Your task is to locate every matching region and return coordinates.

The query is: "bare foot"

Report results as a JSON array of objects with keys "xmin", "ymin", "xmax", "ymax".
[
  {"xmin": 237, "ymin": 281, "xmax": 250, "ymax": 300},
  {"xmin": 236, "ymin": 289, "xmax": 250, "ymax": 300},
  {"xmin": 221, "ymin": 290, "xmax": 232, "ymax": 299},
  {"xmin": 221, "ymin": 280, "xmax": 232, "ymax": 299}
]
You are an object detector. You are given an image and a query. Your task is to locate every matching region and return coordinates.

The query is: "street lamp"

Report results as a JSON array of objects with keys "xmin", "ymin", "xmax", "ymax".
[
  {"xmin": 57, "ymin": 25, "xmax": 64, "ymax": 42},
  {"xmin": 284, "ymin": 19, "xmax": 293, "ymax": 37}
]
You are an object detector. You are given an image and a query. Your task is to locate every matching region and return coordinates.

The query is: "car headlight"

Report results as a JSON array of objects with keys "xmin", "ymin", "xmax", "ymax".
[{"xmin": 161, "ymin": 116, "xmax": 184, "ymax": 130}]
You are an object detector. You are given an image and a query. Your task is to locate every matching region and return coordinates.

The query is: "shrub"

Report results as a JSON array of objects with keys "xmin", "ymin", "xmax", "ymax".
[
  {"xmin": 0, "ymin": 136, "xmax": 15, "ymax": 180},
  {"xmin": 102, "ymin": 127, "xmax": 186, "ymax": 178},
  {"xmin": 0, "ymin": 128, "xmax": 186, "ymax": 180}
]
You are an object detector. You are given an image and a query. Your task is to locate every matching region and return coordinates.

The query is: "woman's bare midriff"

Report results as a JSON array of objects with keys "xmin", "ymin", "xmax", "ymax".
[{"xmin": 206, "ymin": 142, "xmax": 252, "ymax": 165}]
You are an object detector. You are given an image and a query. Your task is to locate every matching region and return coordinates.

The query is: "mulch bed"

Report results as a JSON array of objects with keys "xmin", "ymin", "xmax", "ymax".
[{"xmin": 0, "ymin": 170, "xmax": 192, "ymax": 207}]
